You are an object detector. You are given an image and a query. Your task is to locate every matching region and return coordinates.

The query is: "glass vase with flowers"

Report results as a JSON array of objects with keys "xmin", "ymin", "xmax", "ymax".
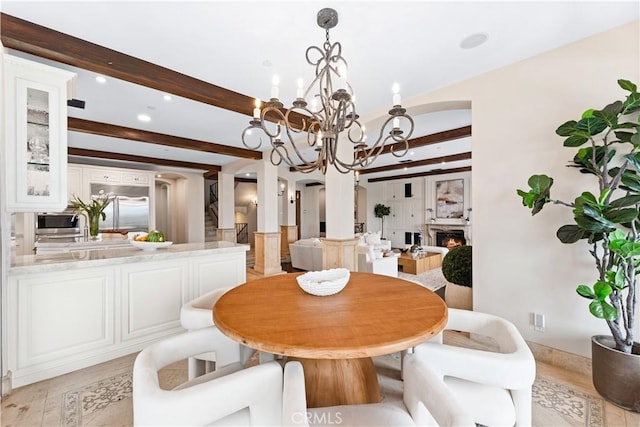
[{"xmin": 69, "ymin": 190, "xmax": 116, "ymax": 239}]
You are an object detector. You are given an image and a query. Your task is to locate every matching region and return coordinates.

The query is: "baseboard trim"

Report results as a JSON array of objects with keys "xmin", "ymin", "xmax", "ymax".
[
  {"xmin": 1, "ymin": 372, "xmax": 12, "ymax": 398},
  {"xmin": 527, "ymin": 340, "xmax": 592, "ymax": 377}
]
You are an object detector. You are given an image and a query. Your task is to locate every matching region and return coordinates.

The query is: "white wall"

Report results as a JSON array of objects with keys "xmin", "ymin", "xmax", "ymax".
[
  {"xmin": 172, "ymin": 172, "xmax": 204, "ymax": 244},
  {"xmin": 300, "ymin": 185, "xmax": 321, "ymax": 238},
  {"xmin": 408, "ymin": 21, "xmax": 640, "ymax": 357}
]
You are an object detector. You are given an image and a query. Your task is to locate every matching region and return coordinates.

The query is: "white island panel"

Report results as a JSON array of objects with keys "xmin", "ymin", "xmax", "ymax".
[
  {"xmin": 5, "ymin": 241, "xmax": 249, "ymax": 388},
  {"xmin": 191, "ymin": 253, "xmax": 247, "ymax": 297},
  {"xmin": 9, "ymin": 267, "xmax": 115, "ymax": 384},
  {"xmin": 121, "ymin": 260, "xmax": 188, "ymax": 342}
]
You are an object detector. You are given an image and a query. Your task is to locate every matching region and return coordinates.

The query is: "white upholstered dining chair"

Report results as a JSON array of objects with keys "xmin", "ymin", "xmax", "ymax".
[
  {"xmin": 179, "ymin": 287, "xmax": 246, "ymax": 379},
  {"xmin": 413, "ymin": 308, "xmax": 536, "ymax": 426},
  {"xmin": 133, "ymin": 327, "xmax": 283, "ymax": 426},
  {"xmin": 282, "ymin": 353, "xmax": 474, "ymax": 426}
]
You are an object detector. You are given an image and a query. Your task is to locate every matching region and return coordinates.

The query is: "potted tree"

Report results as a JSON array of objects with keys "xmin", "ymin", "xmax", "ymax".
[
  {"xmin": 517, "ymin": 79, "xmax": 640, "ymax": 411},
  {"xmin": 374, "ymin": 203, "xmax": 391, "ymax": 239}
]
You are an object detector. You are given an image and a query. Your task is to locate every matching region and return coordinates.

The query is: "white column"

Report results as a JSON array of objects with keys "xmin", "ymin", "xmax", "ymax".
[
  {"xmin": 253, "ymin": 160, "xmax": 282, "ymax": 275},
  {"xmin": 325, "ymin": 153, "xmax": 354, "ymax": 239},
  {"xmin": 256, "ymin": 160, "xmax": 279, "ymax": 232},
  {"xmin": 323, "ymin": 141, "xmax": 357, "ymax": 270},
  {"xmin": 217, "ymin": 170, "xmax": 236, "ymax": 242}
]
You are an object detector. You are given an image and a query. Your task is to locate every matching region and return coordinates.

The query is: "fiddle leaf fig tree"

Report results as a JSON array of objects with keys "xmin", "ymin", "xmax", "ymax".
[{"xmin": 517, "ymin": 79, "xmax": 640, "ymax": 354}]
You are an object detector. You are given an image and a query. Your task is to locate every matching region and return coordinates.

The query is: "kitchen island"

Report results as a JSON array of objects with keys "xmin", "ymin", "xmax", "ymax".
[{"xmin": 6, "ymin": 241, "xmax": 249, "ymax": 388}]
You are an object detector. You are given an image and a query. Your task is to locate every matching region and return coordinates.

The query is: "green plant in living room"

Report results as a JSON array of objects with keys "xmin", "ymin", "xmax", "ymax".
[
  {"xmin": 441, "ymin": 245, "xmax": 472, "ymax": 288},
  {"xmin": 517, "ymin": 79, "xmax": 640, "ymax": 411},
  {"xmin": 441, "ymin": 245, "xmax": 472, "ymax": 310},
  {"xmin": 374, "ymin": 203, "xmax": 391, "ymax": 239}
]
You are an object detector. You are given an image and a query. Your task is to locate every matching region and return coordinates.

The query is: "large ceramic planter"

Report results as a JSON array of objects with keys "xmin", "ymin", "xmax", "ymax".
[
  {"xmin": 444, "ymin": 282, "xmax": 472, "ymax": 310},
  {"xmin": 592, "ymin": 335, "xmax": 640, "ymax": 412}
]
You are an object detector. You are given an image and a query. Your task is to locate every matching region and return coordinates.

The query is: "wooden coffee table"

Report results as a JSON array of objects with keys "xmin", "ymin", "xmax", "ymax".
[{"xmin": 397, "ymin": 251, "xmax": 442, "ymax": 275}]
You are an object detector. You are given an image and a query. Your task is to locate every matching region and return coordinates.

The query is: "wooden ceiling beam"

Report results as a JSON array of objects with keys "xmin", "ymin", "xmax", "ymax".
[
  {"xmin": 203, "ymin": 170, "xmax": 219, "ymax": 179},
  {"xmin": 68, "ymin": 147, "xmax": 221, "ymax": 173},
  {"xmin": 360, "ymin": 152, "xmax": 472, "ymax": 175},
  {"xmin": 363, "ymin": 125, "xmax": 471, "ymax": 157},
  {"xmin": 0, "ymin": 13, "xmax": 308, "ymax": 130},
  {"xmin": 291, "ymin": 126, "xmax": 472, "ymax": 172},
  {"xmin": 68, "ymin": 117, "xmax": 261, "ymax": 160},
  {"xmin": 367, "ymin": 166, "xmax": 472, "ymax": 183}
]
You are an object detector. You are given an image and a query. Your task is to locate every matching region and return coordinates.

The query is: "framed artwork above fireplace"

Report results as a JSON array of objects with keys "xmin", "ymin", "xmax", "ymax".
[{"xmin": 435, "ymin": 178, "xmax": 464, "ymax": 219}]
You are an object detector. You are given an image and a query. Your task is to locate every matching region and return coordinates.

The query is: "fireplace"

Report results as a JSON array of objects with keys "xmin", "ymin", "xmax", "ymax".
[
  {"xmin": 425, "ymin": 223, "xmax": 472, "ymax": 247},
  {"xmin": 436, "ymin": 230, "xmax": 466, "ymax": 249}
]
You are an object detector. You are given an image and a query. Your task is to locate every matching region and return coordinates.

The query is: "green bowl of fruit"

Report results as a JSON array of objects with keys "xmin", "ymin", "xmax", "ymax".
[{"xmin": 129, "ymin": 230, "xmax": 172, "ymax": 250}]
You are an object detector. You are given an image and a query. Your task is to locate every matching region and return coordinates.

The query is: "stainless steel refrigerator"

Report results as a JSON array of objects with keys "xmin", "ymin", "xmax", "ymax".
[{"xmin": 90, "ymin": 184, "xmax": 149, "ymax": 232}]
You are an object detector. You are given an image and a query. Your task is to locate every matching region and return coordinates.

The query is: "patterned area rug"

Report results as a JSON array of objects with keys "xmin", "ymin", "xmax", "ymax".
[
  {"xmin": 533, "ymin": 377, "xmax": 606, "ymax": 426},
  {"xmin": 398, "ymin": 267, "xmax": 450, "ymax": 292},
  {"xmin": 59, "ymin": 355, "xmax": 606, "ymax": 427},
  {"xmin": 61, "ymin": 372, "xmax": 132, "ymax": 427}
]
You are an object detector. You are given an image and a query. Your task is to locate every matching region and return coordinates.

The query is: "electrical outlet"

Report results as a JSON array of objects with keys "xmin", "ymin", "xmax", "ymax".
[{"xmin": 534, "ymin": 312, "xmax": 545, "ymax": 331}]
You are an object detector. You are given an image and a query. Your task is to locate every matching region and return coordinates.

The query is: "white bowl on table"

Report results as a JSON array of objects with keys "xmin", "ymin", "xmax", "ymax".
[
  {"xmin": 296, "ymin": 268, "xmax": 350, "ymax": 296},
  {"xmin": 129, "ymin": 240, "xmax": 173, "ymax": 250}
]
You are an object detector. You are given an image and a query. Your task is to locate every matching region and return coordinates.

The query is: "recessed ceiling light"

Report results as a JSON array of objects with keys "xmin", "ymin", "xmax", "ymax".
[
  {"xmin": 156, "ymin": 174, "xmax": 162, "ymax": 178},
  {"xmin": 163, "ymin": 94, "xmax": 172, "ymax": 101},
  {"xmin": 403, "ymin": 167, "xmax": 408, "ymax": 171},
  {"xmin": 460, "ymin": 32, "xmax": 488, "ymax": 50},
  {"xmin": 409, "ymin": 151, "xmax": 414, "ymax": 156},
  {"xmin": 246, "ymin": 173, "xmax": 250, "ymax": 177},
  {"xmin": 95, "ymin": 75, "xmax": 107, "ymax": 83},
  {"xmin": 441, "ymin": 161, "xmax": 446, "ymax": 165},
  {"xmin": 137, "ymin": 114, "xmax": 151, "ymax": 122}
]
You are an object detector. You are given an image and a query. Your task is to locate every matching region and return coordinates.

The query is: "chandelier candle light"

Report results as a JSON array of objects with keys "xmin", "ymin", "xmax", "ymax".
[{"xmin": 242, "ymin": 7, "xmax": 414, "ymax": 174}]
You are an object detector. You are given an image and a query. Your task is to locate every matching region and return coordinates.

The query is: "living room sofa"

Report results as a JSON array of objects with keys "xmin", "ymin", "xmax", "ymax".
[
  {"xmin": 289, "ymin": 238, "xmax": 323, "ymax": 271},
  {"xmin": 290, "ymin": 237, "xmax": 398, "ymax": 276},
  {"xmin": 357, "ymin": 251, "xmax": 398, "ymax": 277}
]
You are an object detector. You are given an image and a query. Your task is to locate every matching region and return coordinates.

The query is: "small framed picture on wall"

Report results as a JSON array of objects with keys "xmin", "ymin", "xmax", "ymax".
[{"xmin": 435, "ymin": 179, "xmax": 464, "ymax": 219}]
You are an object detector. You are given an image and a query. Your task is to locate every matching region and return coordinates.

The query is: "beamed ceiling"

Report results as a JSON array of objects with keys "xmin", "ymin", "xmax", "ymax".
[{"xmin": 0, "ymin": 2, "xmax": 636, "ymax": 182}]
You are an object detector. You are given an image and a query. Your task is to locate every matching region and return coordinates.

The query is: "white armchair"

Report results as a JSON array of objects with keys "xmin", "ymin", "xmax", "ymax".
[
  {"xmin": 180, "ymin": 287, "xmax": 250, "ymax": 379},
  {"xmin": 282, "ymin": 354, "xmax": 474, "ymax": 426},
  {"xmin": 413, "ymin": 309, "xmax": 536, "ymax": 426},
  {"xmin": 133, "ymin": 327, "xmax": 283, "ymax": 426}
]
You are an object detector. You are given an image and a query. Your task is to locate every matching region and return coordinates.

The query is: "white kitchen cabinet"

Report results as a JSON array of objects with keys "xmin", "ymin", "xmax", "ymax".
[
  {"xmin": 190, "ymin": 253, "xmax": 247, "ymax": 298},
  {"xmin": 120, "ymin": 261, "xmax": 188, "ymax": 342},
  {"xmin": 86, "ymin": 167, "xmax": 123, "ymax": 184},
  {"xmin": 85, "ymin": 167, "xmax": 152, "ymax": 186},
  {"xmin": 3, "ymin": 54, "xmax": 76, "ymax": 212},
  {"xmin": 5, "ymin": 242, "xmax": 248, "ymax": 388},
  {"xmin": 67, "ymin": 164, "xmax": 83, "ymax": 202},
  {"xmin": 122, "ymin": 171, "xmax": 150, "ymax": 185},
  {"xmin": 7, "ymin": 268, "xmax": 115, "ymax": 384}
]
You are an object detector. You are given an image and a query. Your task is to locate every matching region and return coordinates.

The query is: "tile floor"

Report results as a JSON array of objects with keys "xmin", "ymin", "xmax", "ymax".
[{"xmin": 2, "ymin": 269, "xmax": 640, "ymax": 426}]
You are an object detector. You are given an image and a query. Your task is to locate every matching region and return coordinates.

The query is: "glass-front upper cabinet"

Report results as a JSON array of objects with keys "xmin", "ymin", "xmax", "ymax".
[{"xmin": 3, "ymin": 54, "xmax": 77, "ymax": 212}]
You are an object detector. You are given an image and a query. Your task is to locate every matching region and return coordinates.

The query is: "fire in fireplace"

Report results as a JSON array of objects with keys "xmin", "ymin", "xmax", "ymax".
[{"xmin": 436, "ymin": 230, "xmax": 466, "ymax": 250}]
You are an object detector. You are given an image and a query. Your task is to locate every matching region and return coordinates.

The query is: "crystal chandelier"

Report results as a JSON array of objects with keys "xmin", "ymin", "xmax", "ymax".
[{"xmin": 241, "ymin": 8, "xmax": 414, "ymax": 174}]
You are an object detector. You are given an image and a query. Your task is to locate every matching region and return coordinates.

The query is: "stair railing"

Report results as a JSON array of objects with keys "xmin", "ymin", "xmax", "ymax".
[{"xmin": 235, "ymin": 223, "xmax": 248, "ymax": 243}]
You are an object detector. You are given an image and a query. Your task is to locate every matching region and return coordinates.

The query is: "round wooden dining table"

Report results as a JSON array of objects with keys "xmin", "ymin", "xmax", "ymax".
[{"xmin": 213, "ymin": 271, "xmax": 447, "ymax": 408}]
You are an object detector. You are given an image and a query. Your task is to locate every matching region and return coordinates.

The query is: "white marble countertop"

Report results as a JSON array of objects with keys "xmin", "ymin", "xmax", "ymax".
[
  {"xmin": 10, "ymin": 241, "xmax": 250, "ymax": 274},
  {"xmin": 35, "ymin": 237, "xmax": 133, "ymax": 253}
]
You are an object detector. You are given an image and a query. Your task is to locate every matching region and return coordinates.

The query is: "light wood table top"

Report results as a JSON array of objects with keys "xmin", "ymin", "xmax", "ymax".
[{"xmin": 213, "ymin": 272, "xmax": 448, "ymax": 359}]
